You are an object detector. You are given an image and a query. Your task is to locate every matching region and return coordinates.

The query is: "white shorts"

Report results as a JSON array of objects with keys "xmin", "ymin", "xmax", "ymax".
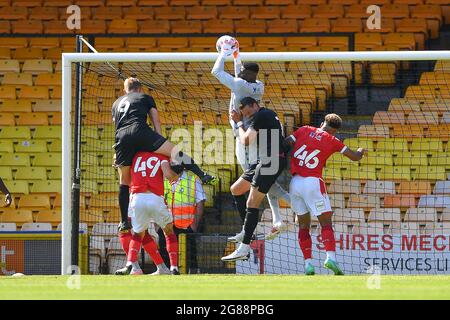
[
  {"xmin": 289, "ymin": 175, "xmax": 332, "ymax": 217},
  {"xmin": 128, "ymin": 193, "xmax": 173, "ymax": 234}
]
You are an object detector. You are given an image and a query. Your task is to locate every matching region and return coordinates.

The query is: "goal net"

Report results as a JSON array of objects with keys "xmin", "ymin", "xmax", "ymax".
[{"xmin": 62, "ymin": 51, "xmax": 450, "ymax": 276}]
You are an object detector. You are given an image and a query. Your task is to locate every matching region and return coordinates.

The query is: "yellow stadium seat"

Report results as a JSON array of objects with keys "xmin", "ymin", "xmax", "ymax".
[
  {"xmin": 0, "ymin": 113, "xmax": 15, "ymax": 126},
  {"xmin": 0, "ymin": 126, "xmax": 31, "ymax": 140},
  {"xmin": 126, "ymin": 37, "xmax": 157, "ymax": 50},
  {"xmin": 266, "ymin": 19, "xmax": 298, "ymax": 33},
  {"xmin": 376, "ymin": 138, "xmax": 408, "ymax": 152},
  {"xmin": 407, "ymin": 111, "xmax": 440, "ymax": 125},
  {"xmin": 398, "ymin": 181, "xmax": 432, "ymax": 195},
  {"xmin": 354, "ymin": 33, "xmax": 382, "ymax": 51},
  {"xmin": 369, "ymin": 62, "xmax": 397, "ymax": 86},
  {"xmin": 363, "ymin": 18, "xmax": 396, "ymax": 33},
  {"xmin": 0, "ymin": 209, "xmax": 33, "ymax": 225},
  {"xmin": 30, "ymin": 180, "xmax": 61, "ymax": 194},
  {"xmin": 22, "ymin": 59, "xmax": 53, "ymax": 74},
  {"xmin": 360, "ymin": 151, "xmax": 394, "ymax": 167},
  {"xmin": 172, "ymin": 20, "xmax": 203, "ymax": 34},
  {"xmin": 219, "ymin": 5, "xmax": 249, "ymax": 20},
  {"xmin": 35, "ymin": 209, "xmax": 61, "ymax": 227},
  {"xmin": 426, "ymin": 124, "xmax": 450, "ymax": 138},
  {"xmin": 13, "ymin": 47, "xmax": 44, "ymax": 60},
  {"xmin": 90, "ymin": 166, "xmax": 117, "ymax": 181},
  {"xmin": 348, "ymin": 195, "xmax": 381, "ymax": 209},
  {"xmin": 154, "ymin": 5, "xmax": 186, "ymax": 20},
  {"xmin": 0, "ymin": 6, "xmax": 28, "ymax": 19},
  {"xmin": 18, "ymin": 194, "xmax": 51, "ymax": 210},
  {"xmin": 410, "ymin": 139, "xmax": 444, "ymax": 153},
  {"xmin": 33, "ymin": 126, "xmax": 61, "ymax": 141},
  {"xmin": 396, "ymin": 18, "xmax": 429, "ymax": 50},
  {"xmin": 89, "ymin": 192, "xmax": 118, "ymax": 209},
  {"xmin": 411, "ymin": 4, "xmax": 443, "ymax": 39},
  {"xmin": 343, "ymin": 138, "xmax": 374, "ymax": 152},
  {"xmin": 378, "ymin": 166, "xmax": 411, "ymax": 181},
  {"xmin": 47, "ymin": 167, "xmax": 62, "ymax": 180},
  {"xmin": 415, "ymin": 166, "xmax": 447, "ymax": 180},
  {"xmin": 35, "ymin": 73, "xmax": 61, "ymax": 87},
  {"xmin": 108, "ymin": 19, "xmax": 138, "ymax": 34},
  {"xmin": 0, "ymin": 60, "xmax": 20, "ymax": 73},
  {"xmin": 16, "ymin": 113, "xmax": 49, "ymax": 126},
  {"xmin": 2, "ymin": 180, "xmax": 29, "ymax": 194},
  {"xmin": 368, "ymin": 208, "xmax": 401, "ymax": 222},
  {"xmin": 33, "ymin": 153, "xmax": 61, "ymax": 167},
  {"xmin": 323, "ymin": 167, "xmax": 342, "ymax": 180},
  {"xmin": 328, "ymin": 180, "xmax": 361, "ymax": 195},
  {"xmin": 15, "ymin": 140, "xmax": 47, "ymax": 153},
  {"xmin": 313, "ymin": 4, "xmax": 344, "ymax": 19},
  {"xmin": 0, "ymin": 21, "xmax": 10, "ymax": 35},
  {"xmin": 341, "ymin": 166, "xmax": 377, "ymax": 180},
  {"xmin": 394, "ymin": 151, "xmax": 428, "ymax": 166},
  {"xmin": 0, "ymin": 47, "xmax": 11, "ymax": 59},
  {"xmin": 389, "ymin": 98, "xmax": 422, "ymax": 113},
  {"xmin": 93, "ymin": 6, "xmax": 123, "ymax": 20},
  {"xmin": 124, "ymin": 7, "xmax": 154, "ymax": 20},
  {"xmin": 92, "ymin": 37, "xmax": 125, "ymax": 50},
  {"xmin": 29, "ymin": 37, "xmax": 60, "ymax": 49},
  {"xmin": 139, "ymin": 20, "xmax": 171, "ymax": 34},
  {"xmin": 0, "ymin": 153, "xmax": 30, "ymax": 166},
  {"xmin": 47, "ymin": 139, "xmax": 62, "ymax": 152},
  {"xmin": 250, "ymin": 6, "xmax": 280, "ymax": 20},
  {"xmin": 0, "ymin": 86, "xmax": 17, "ymax": 100},
  {"xmin": 15, "ymin": 167, "xmax": 47, "ymax": 181},
  {"xmin": 384, "ymin": 33, "xmax": 417, "ymax": 50},
  {"xmin": 1, "ymin": 73, "xmax": 33, "ymax": 87},
  {"xmin": 0, "ymin": 167, "xmax": 12, "ymax": 180},
  {"xmin": 235, "ymin": 20, "xmax": 267, "ymax": 33},
  {"xmin": 299, "ymin": 18, "xmax": 330, "ymax": 33},
  {"xmin": 2, "ymin": 98, "xmax": 29, "ymax": 113},
  {"xmin": 0, "ymin": 140, "xmax": 13, "ymax": 153},
  {"xmin": 158, "ymin": 37, "xmax": 189, "ymax": 50},
  {"xmin": 80, "ymin": 209, "xmax": 105, "ymax": 227},
  {"xmin": 421, "ymin": 99, "xmax": 450, "ymax": 114}
]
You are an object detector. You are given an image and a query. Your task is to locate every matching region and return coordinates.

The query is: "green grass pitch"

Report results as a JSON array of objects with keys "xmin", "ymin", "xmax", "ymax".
[{"xmin": 1, "ymin": 275, "xmax": 449, "ymax": 300}]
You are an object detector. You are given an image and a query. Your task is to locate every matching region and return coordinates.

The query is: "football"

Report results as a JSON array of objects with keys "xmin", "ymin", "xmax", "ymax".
[{"xmin": 216, "ymin": 35, "xmax": 238, "ymax": 56}]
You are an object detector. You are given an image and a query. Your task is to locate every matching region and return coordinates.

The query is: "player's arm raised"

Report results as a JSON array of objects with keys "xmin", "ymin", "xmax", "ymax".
[
  {"xmin": 342, "ymin": 147, "xmax": 367, "ymax": 162},
  {"xmin": 211, "ymin": 45, "xmax": 242, "ymax": 92}
]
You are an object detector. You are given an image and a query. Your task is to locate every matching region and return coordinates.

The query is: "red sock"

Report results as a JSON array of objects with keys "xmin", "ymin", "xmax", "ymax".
[
  {"xmin": 166, "ymin": 233, "xmax": 178, "ymax": 267},
  {"xmin": 321, "ymin": 225, "xmax": 336, "ymax": 252},
  {"xmin": 127, "ymin": 234, "xmax": 142, "ymax": 263},
  {"xmin": 298, "ymin": 228, "xmax": 312, "ymax": 260},
  {"xmin": 119, "ymin": 232, "xmax": 132, "ymax": 254},
  {"xmin": 142, "ymin": 233, "xmax": 164, "ymax": 266}
]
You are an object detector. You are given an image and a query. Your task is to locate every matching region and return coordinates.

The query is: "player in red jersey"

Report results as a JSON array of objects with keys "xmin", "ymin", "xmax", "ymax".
[
  {"xmin": 115, "ymin": 151, "xmax": 180, "ymax": 275},
  {"xmin": 285, "ymin": 114, "xmax": 366, "ymax": 275}
]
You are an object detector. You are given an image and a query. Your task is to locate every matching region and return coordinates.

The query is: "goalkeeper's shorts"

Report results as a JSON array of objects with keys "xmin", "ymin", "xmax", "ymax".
[
  {"xmin": 241, "ymin": 156, "xmax": 286, "ymax": 194},
  {"xmin": 114, "ymin": 123, "xmax": 167, "ymax": 167}
]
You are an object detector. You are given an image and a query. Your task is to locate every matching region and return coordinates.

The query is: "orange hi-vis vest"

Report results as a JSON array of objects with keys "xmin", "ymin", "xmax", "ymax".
[{"xmin": 164, "ymin": 174, "xmax": 197, "ymax": 229}]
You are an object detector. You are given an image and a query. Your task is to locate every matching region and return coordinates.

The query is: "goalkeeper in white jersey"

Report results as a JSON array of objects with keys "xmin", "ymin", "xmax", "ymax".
[{"xmin": 211, "ymin": 37, "xmax": 290, "ymax": 241}]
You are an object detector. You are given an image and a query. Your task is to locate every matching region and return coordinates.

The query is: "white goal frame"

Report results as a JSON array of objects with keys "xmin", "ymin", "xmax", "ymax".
[{"xmin": 61, "ymin": 50, "xmax": 450, "ymax": 274}]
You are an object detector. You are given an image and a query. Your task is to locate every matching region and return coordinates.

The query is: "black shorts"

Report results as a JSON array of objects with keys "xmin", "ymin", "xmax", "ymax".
[
  {"xmin": 114, "ymin": 124, "xmax": 167, "ymax": 167},
  {"xmin": 241, "ymin": 156, "xmax": 286, "ymax": 194}
]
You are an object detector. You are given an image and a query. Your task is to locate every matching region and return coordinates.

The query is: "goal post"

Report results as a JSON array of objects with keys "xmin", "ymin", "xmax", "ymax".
[{"xmin": 62, "ymin": 50, "xmax": 450, "ymax": 275}]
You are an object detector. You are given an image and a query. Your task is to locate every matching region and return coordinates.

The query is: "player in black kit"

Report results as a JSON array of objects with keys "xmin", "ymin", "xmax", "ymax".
[
  {"xmin": 222, "ymin": 97, "xmax": 288, "ymax": 261},
  {"xmin": 112, "ymin": 77, "xmax": 215, "ymax": 232}
]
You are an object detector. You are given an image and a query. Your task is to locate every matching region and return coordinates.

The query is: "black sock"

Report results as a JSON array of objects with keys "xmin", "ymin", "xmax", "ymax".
[
  {"xmin": 119, "ymin": 184, "xmax": 129, "ymax": 224},
  {"xmin": 174, "ymin": 151, "xmax": 206, "ymax": 179},
  {"xmin": 243, "ymin": 208, "xmax": 259, "ymax": 245},
  {"xmin": 233, "ymin": 194, "xmax": 247, "ymax": 223}
]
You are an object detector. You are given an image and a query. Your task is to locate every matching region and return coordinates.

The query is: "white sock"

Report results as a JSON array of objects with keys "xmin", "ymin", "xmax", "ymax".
[
  {"xmin": 305, "ymin": 259, "xmax": 313, "ymax": 268},
  {"xmin": 126, "ymin": 261, "xmax": 132, "ymax": 267},
  {"xmin": 170, "ymin": 266, "xmax": 178, "ymax": 272},
  {"xmin": 326, "ymin": 251, "xmax": 336, "ymax": 261},
  {"xmin": 238, "ymin": 243, "xmax": 250, "ymax": 252},
  {"xmin": 266, "ymin": 191, "xmax": 282, "ymax": 226}
]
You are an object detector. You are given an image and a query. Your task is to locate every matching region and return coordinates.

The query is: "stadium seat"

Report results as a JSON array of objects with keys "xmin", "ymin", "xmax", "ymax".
[
  {"xmin": 108, "ymin": 19, "xmax": 138, "ymax": 33},
  {"xmin": 11, "ymin": 20, "xmax": 44, "ymax": 34},
  {"xmin": 313, "ymin": 4, "xmax": 344, "ymax": 19},
  {"xmin": 202, "ymin": 19, "xmax": 234, "ymax": 34},
  {"xmin": 352, "ymin": 222, "xmax": 387, "ymax": 235},
  {"xmin": 418, "ymin": 195, "xmax": 450, "ymax": 208},
  {"xmin": 0, "ymin": 85, "xmax": 17, "ymax": 100},
  {"xmin": 172, "ymin": 20, "xmax": 202, "ymax": 34},
  {"xmin": 0, "ymin": 6, "xmax": 28, "ymax": 20},
  {"xmin": 0, "ymin": 209, "xmax": 33, "ymax": 225},
  {"xmin": 343, "ymin": 138, "xmax": 374, "ymax": 152},
  {"xmin": 30, "ymin": 6, "xmax": 59, "ymax": 20},
  {"xmin": 341, "ymin": 166, "xmax": 377, "ymax": 180},
  {"xmin": 410, "ymin": 138, "xmax": 443, "ymax": 152},
  {"xmin": 442, "ymin": 208, "xmax": 450, "ymax": 222},
  {"xmin": 368, "ymin": 208, "xmax": 401, "ymax": 222},
  {"xmin": 13, "ymin": 47, "xmax": 44, "ymax": 60},
  {"xmin": 0, "ymin": 223, "xmax": 16, "ymax": 231},
  {"xmin": 22, "ymin": 60, "xmax": 53, "ymax": 74},
  {"xmin": 392, "ymin": 124, "xmax": 425, "ymax": 138},
  {"xmin": 0, "ymin": 47, "xmax": 11, "ymax": 59},
  {"xmin": 433, "ymin": 181, "xmax": 450, "ymax": 194},
  {"xmin": 407, "ymin": 112, "xmax": 440, "ymax": 124},
  {"xmin": 363, "ymin": 18, "xmax": 396, "ymax": 33},
  {"xmin": 384, "ymin": 33, "xmax": 417, "ymax": 50},
  {"xmin": 2, "ymin": 180, "xmax": 29, "ymax": 194},
  {"xmin": 33, "ymin": 153, "xmax": 61, "ymax": 167},
  {"xmin": 354, "ymin": 33, "xmax": 383, "ymax": 51},
  {"xmin": 328, "ymin": 180, "xmax": 361, "ymax": 194},
  {"xmin": 18, "ymin": 194, "xmax": 51, "ymax": 211},
  {"xmin": 396, "ymin": 18, "xmax": 429, "ymax": 50},
  {"xmin": 299, "ymin": 18, "xmax": 330, "ymax": 33},
  {"xmin": 0, "ymin": 167, "xmax": 12, "ymax": 180},
  {"xmin": 358, "ymin": 125, "xmax": 390, "ymax": 138},
  {"xmin": 35, "ymin": 73, "xmax": 61, "ymax": 87},
  {"xmin": 267, "ymin": 19, "xmax": 298, "ymax": 33},
  {"xmin": 363, "ymin": 181, "xmax": 396, "ymax": 195},
  {"xmin": 415, "ymin": 166, "xmax": 447, "ymax": 180},
  {"xmin": 30, "ymin": 180, "xmax": 61, "ymax": 194},
  {"xmin": 332, "ymin": 18, "xmax": 363, "ymax": 33},
  {"xmin": 0, "ymin": 112, "xmax": 15, "ymax": 125},
  {"xmin": 0, "ymin": 154, "xmax": 30, "ymax": 166},
  {"xmin": 89, "ymin": 235, "xmax": 105, "ymax": 275},
  {"xmin": 378, "ymin": 166, "xmax": 411, "ymax": 181},
  {"xmin": 235, "ymin": 20, "xmax": 267, "ymax": 33},
  {"xmin": 93, "ymin": 6, "xmax": 123, "ymax": 20},
  {"xmin": 91, "ymin": 222, "xmax": 118, "ymax": 237},
  {"xmin": 394, "ymin": 151, "xmax": 428, "ymax": 166},
  {"xmin": 333, "ymin": 208, "xmax": 365, "ymax": 223},
  {"xmin": 347, "ymin": 194, "xmax": 381, "ymax": 209},
  {"xmin": 0, "ymin": 60, "xmax": 20, "ymax": 73},
  {"xmin": 426, "ymin": 124, "xmax": 450, "ymax": 139},
  {"xmin": 16, "ymin": 112, "xmax": 49, "ymax": 125},
  {"xmin": 404, "ymin": 208, "xmax": 437, "ymax": 223},
  {"xmin": 345, "ymin": 4, "xmax": 370, "ymax": 19},
  {"xmin": 0, "ymin": 140, "xmax": 13, "ymax": 153},
  {"xmin": 154, "ymin": 6, "xmax": 186, "ymax": 20},
  {"xmin": 323, "ymin": 167, "xmax": 342, "ymax": 180},
  {"xmin": 47, "ymin": 139, "xmax": 62, "ymax": 153},
  {"xmin": 15, "ymin": 167, "xmax": 47, "ymax": 180},
  {"xmin": 376, "ymin": 138, "xmax": 408, "ymax": 152},
  {"xmin": 15, "ymin": 139, "xmax": 47, "ymax": 153},
  {"xmin": 373, "ymin": 111, "xmax": 405, "ymax": 125},
  {"xmin": 329, "ymin": 193, "xmax": 345, "ymax": 209},
  {"xmin": 384, "ymin": 194, "xmax": 417, "ymax": 208},
  {"xmin": 280, "ymin": 4, "xmax": 312, "ymax": 19},
  {"xmin": 124, "ymin": 6, "xmax": 154, "ymax": 20},
  {"xmin": 0, "ymin": 126, "xmax": 31, "ymax": 140},
  {"xmin": 21, "ymin": 222, "xmax": 52, "ymax": 231},
  {"xmin": 79, "ymin": 20, "xmax": 107, "ymax": 34},
  {"xmin": 389, "ymin": 98, "xmax": 422, "ymax": 113},
  {"xmin": 411, "ymin": 4, "xmax": 443, "ymax": 38},
  {"xmin": 250, "ymin": 6, "xmax": 280, "ymax": 20},
  {"xmin": 398, "ymin": 181, "xmax": 432, "ymax": 195},
  {"xmin": 36, "ymin": 210, "xmax": 61, "ymax": 228},
  {"xmin": 2, "ymin": 73, "xmax": 33, "ymax": 87},
  {"xmin": 106, "ymin": 236, "xmax": 127, "ymax": 274}
]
